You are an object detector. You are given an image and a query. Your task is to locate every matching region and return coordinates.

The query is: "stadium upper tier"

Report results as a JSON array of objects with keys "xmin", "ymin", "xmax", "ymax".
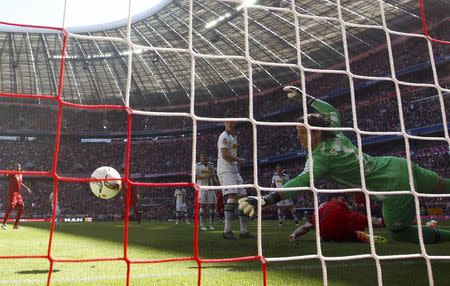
[
  {"xmin": 0, "ymin": 0, "xmax": 448, "ymax": 107},
  {"xmin": 0, "ymin": 65, "xmax": 447, "ymax": 136},
  {"xmin": 1, "ymin": 73, "xmax": 447, "ymax": 182}
]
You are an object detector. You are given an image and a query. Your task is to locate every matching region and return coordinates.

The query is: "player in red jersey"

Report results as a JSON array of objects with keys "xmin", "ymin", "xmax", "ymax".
[
  {"xmin": 288, "ymin": 194, "xmax": 387, "ymax": 243},
  {"xmin": 1, "ymin": 163, "xmax": 32, "ymax": 230},
  {"xmin": 123, "ymin": 184, "xmax": 142, "ymax": 227},
  {"xmin": 215, "ymin": 190, "xmax": 224, "ymax": 222}
]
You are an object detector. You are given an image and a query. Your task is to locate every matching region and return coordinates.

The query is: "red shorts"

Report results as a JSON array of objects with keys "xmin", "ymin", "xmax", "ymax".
[
  {"xmin": 8, "ymin": 194, "xmax": 24, "ymax": 209},
  {"xmin": 216, "ymin": 191, "xmax": 224, "ymax": 212},
  {"xmin": 125, "ymin": 198, "xmax": 137, "ymax": 210}
]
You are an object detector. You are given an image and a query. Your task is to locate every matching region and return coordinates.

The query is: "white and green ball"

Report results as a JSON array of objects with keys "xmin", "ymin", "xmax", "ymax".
[{"xmin": 89, "ymin": 166, "xmax": 122, "ymax": 199}]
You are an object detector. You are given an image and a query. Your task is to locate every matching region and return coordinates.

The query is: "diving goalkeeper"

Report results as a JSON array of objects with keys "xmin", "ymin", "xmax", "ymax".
[{"xmin": 239, "ymin": 86, "xmax": 450, "ymax": 244}]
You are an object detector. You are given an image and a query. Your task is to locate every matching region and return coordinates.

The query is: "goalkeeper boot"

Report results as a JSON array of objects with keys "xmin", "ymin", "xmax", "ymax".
[
  {"xmin": 222, "ymin": 231, "xmax": 237, "ymax": 240},
  {"xmin": 373, "ymin": 235, "xmax": 388, "ymax": 244},
  {"xmin": 239, "ymin": 232, "xmax": 255, "ymax": 239},
  {"xmin": 1, "ymin": 224, "xmax": 7, "ymax": 230},
  {"xmin": 356, "ymin": 231, "xmax": 388, "ymax": 244}
]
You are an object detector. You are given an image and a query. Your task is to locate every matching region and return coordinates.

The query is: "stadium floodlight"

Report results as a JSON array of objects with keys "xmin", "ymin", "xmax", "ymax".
[
  {"xmin": 205, "ymin": 0, "xmax": 257, "ymax": 29},
  {"xmin": 205, "ymin": 13, "xmax": 232, "ymax": 29},
  {"xmin": 236, "ymin": 0, "xmax": 257, "ymax": 11}
]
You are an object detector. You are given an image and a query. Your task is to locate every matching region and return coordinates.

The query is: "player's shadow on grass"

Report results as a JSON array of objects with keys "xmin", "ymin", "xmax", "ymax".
[
  {"xmin": 25, "ymin": 222, "xmax": 260, "ymax": 259},
  {"xmin": 17, "ymin": 269, "xmax": 61, "ymax": 275},
  {"xmin": 25, "ymin": 222, "xmax": 197, "ymax": 257},
  {"xmin": 23, "ymin": 221, "xmax": 352, "ymax": 259}
]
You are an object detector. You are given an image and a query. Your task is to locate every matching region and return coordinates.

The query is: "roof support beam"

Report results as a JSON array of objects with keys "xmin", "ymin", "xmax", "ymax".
[
  {"xmin": 41, "ymin": 35, "xmax": 59, "ymax": 97},
  {"xmin": 73, "ymin": 38, "xmax": 103, "ymax": 104},
  {"xmin": 128, "ymin": 22, "xmax": 191, "ymax": 102},
  {"xmin": 146, "ymin": 18, "xmax": 217, "ymax": 99},
  {"xmin": 154, "ymin": 15, "xmax": 239, "ymax": 98},
  {"xmin": 25, "ymin": 34, "xmax": 42, "ymax": 103}
]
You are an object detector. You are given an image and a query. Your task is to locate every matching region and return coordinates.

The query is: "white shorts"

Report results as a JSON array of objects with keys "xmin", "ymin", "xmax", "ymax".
[
  {"xmin": 176, "ymin": 203, "xmax": 187, "ymax": 212},
  {"xmin": 276, "ymin": 199, "xmax": 294, "ymax": 207},
  {"xmin": 218, "ymin": 172, "xmax": 247, "ymax": 197},
  {"xmin": 199, "ymin": 189, "xmax": 217, "ymax": 205}
]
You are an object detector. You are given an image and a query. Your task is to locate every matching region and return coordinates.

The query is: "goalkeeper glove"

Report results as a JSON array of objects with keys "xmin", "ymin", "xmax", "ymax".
[
  {"xmin": 238, "ymin": 192, "xmax": 282, "ymax": 217},
  {"xmin": 283, "ymin": 86, "xmax": 315, "ymax": 106}
]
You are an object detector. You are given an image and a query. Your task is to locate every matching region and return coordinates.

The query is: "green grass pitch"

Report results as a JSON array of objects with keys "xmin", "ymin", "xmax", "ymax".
[{"xmin": 0, "ymin": 220, "xmax": 449, "ymax": 285}]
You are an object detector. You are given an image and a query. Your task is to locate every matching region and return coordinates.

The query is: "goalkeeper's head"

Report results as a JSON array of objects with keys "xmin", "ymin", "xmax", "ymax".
[{"xmin": 296, "ymin": 113, "xmax": 336, "ymax": 150}]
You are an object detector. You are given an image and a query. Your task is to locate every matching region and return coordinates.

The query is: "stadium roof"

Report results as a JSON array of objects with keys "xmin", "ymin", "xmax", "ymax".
[
  {"xmin": 0, "ymin": 0, "xmax": 448, "ymax": 108},
  {"xmin": 0, "ymin": 0, "xmax": 172, "ymax": 34}
]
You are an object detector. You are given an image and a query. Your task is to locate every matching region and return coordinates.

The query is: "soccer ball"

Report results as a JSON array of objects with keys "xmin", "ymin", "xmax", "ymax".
[{"xmin": 89, "ymin": 166, "xmax": 122, "ymax": 199}]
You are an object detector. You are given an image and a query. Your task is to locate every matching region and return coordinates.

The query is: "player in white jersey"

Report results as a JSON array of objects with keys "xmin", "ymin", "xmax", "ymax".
[
  {"xmin": 49, "ymin": 191, "xmax": 61, "ymax": 225},
  {"xmin": 174, "ymin": 188, "xmax": 190, "ymax": 225},
  {"xmin": 271, "ymin": 165, "xmax": 299, "ymax": 226},
  {"xmin": 217, "ymin": 120, "xmax": 252, "ymax": 239},
  {"xmin": 195, "ymin": 152, "xmax": 218, "ymax": 231}
]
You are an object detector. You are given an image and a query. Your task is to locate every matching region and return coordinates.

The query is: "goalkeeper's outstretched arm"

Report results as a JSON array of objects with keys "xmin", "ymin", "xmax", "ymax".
[
  {"xmin": 238, "ymin": 87, "xmax": 335, "ymax": 217},
  {"xmin": 238, "ymin": 170, "xmax": 315, "ymax": 217},
  {"xmin": 283, "ymin": 86, "xmax": 341, "ymax": 127},
  {"xmin": 239, "ymin": 156, "xmax": 329, "ymax": 217},
  {"xmin": 238, "ymin": 172, "xmax": 309, "ymax": 217}
]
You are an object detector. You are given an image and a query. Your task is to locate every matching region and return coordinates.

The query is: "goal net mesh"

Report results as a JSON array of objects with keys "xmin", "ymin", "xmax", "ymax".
[{"xmin": 0, "ymin": 0, "xmax": 449, "ymax": 285}]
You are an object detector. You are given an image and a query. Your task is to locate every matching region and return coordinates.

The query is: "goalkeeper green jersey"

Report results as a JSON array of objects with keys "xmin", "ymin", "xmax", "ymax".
[{"xmin": 283, "ymin": 99, "xmax": 449, "ymax": 231}]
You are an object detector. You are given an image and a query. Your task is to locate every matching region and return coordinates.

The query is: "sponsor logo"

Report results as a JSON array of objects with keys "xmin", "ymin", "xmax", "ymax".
[
  {"xmin": 63, "ymin": 217, "xmax": 93, "ymax": 223},
  {"xmin": 64, "ymin": 217, "xmax": 83, "ymax": 223}
]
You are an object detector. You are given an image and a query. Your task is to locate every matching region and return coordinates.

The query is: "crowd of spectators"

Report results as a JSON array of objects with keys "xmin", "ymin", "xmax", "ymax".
[
  {"xmin": 0, "ymin": 138, "xmax": 447, "ymax": 220},
  {"xmin": 0, "ymin": 79, "xmax": 447, "ymax": 176}
]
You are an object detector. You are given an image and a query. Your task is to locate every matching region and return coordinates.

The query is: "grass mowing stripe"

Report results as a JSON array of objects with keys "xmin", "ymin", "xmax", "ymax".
[
  {"xmin": 1, "ymin": 220, "xmax": 449, "ymax": 286},
  {"xmin": 3, "ymin": 259, "xmax": 447, "ymax": 285}
]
